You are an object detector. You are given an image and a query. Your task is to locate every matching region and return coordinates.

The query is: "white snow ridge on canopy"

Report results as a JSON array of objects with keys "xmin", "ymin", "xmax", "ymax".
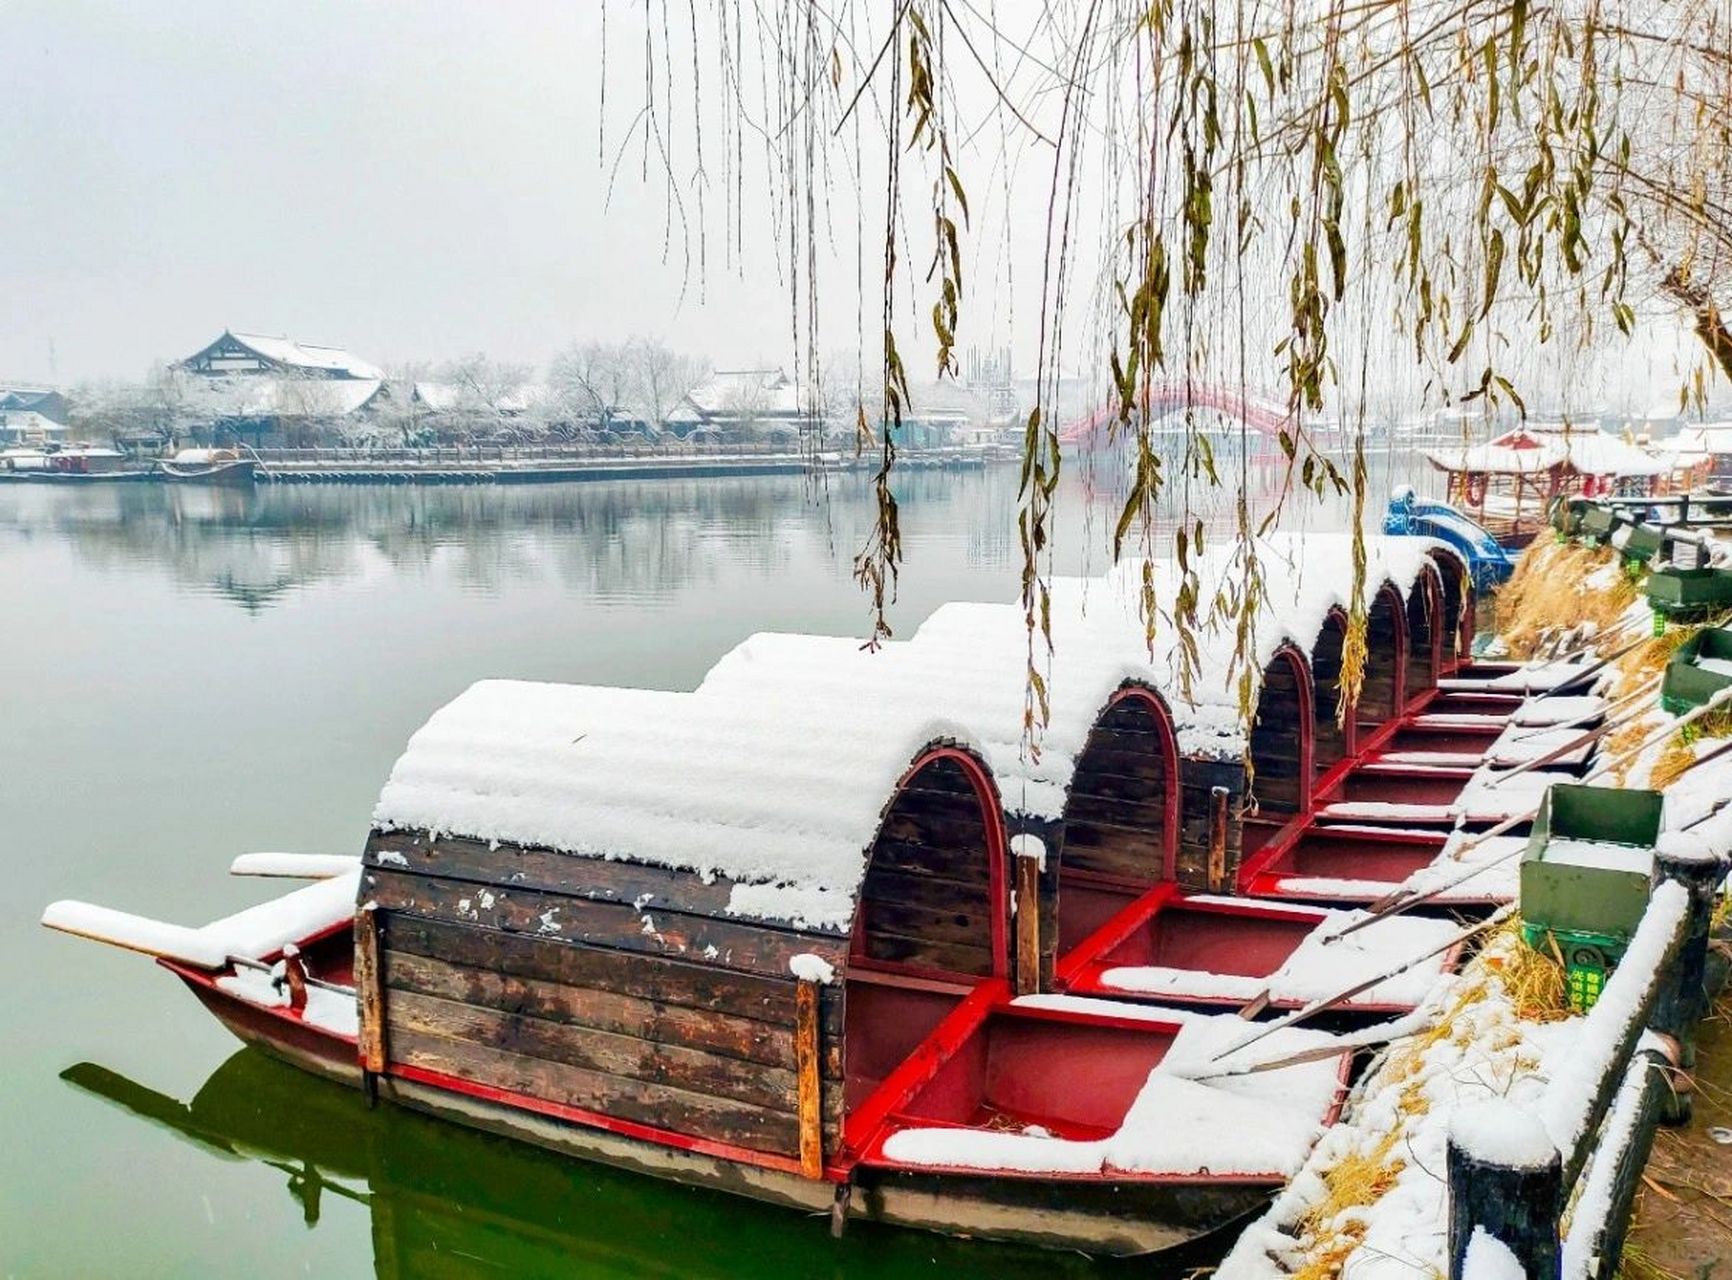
[{"xmin": 373, "ymin": 534, "xmax": 1455, "ymax": 916}]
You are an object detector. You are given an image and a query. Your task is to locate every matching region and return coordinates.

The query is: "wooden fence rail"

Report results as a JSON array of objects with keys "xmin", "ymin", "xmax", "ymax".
[{"xmin": 1445, "ymin": 846, "xmax": 1728, "ymax": 1280}]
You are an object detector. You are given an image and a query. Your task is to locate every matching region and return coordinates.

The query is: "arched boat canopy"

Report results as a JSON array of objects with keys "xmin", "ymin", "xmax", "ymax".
[
  {"xmin": 373, "ymin": 533, "xmax": 1455, "ymax": 951},
  {"xmin": 1248, "ymin": 642, "xmax": 1314, "ymax": 817},
  {"xmin": 1308, "ymin": 606, "xmax": 1353, "ymax": 776},
  {"xmin": 1054, "ymin": 683, "xmax": 1181, "ymax": 951},
  {"xmin": 1358, "ymin": 579, "xmax": 1411, "ymax": 730}
]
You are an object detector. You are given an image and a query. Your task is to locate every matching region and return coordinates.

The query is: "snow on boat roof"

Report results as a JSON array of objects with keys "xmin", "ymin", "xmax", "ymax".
[{"xmin": 373, "ymin": 534, "xmax": 1454, "ymax": 912}]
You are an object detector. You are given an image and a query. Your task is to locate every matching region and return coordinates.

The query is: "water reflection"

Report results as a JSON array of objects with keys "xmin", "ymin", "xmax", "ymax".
[
  {"xmin": 63, "ymin": 1051, "xmax": 1176, "ymax": 1280},
  {"xmin": 0, "ymin": 471, "xmax": 1039, "ymax": 614}
]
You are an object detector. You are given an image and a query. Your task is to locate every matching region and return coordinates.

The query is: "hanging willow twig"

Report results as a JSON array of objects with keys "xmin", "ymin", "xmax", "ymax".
[{"xmin": 610, "ymin": 0, "xmax": 1732, "ymax": 746}]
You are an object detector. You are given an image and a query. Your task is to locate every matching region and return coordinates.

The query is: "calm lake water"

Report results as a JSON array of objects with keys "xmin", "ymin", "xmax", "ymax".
[{"xmin": 0, "ymin": 459, "xmax": 1388, "ymax": 1278}]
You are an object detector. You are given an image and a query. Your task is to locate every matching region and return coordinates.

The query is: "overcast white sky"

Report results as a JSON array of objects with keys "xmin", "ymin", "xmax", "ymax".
[
  {"xmin": 0, "ymin": 1, "xmax": 834, "ymax": 383},
  {"xmin": 0, "ymin": 1, "xmax": 1715, "ymax": 417}
]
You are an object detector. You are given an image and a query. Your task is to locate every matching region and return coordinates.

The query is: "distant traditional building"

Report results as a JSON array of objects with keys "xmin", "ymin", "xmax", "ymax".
[
  {"xmin": 173, "ymin": 330, "xmax": 387, "ymax": 445},
  {"xmin": 0, "ymin": 386, "xmax": 70, "ymax": 444},
  {"xmin": 178, "ymin": 330, "xmax": 384, "ymax": 381},
  {"xmin": 665, "ymin": 369, "xmax": 818, "ymax": 442}
]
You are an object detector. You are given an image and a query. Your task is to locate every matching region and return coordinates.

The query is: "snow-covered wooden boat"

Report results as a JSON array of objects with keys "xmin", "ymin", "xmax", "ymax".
[
  {"xmin": 157, "ymin": 448, "xmax": 259, "ymax": 486},
  {"xmin": 44, "ymin": 771, "xmax": 1352, "ymax": 1256},
  {"xmin": 41, "ymin": 532, "xmax": 1501, "ymax": 1255}
]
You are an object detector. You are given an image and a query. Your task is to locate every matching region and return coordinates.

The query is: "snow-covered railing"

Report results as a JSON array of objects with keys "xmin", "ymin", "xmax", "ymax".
[{"xmin": 1444, "ymin": 845, "xmax": 1727, "ymax": 1280}]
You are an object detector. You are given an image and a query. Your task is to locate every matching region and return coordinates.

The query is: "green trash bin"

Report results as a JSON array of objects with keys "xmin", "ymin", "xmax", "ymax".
[
  {"xmin": 1519, "ymin": 783, "xmax": 1663, "ymax": 1012},
  {"xmin": 1660, "ymin": 627, "xmax": 1732, "ymax": 714},
  {"xmin": 1646, "ymin": 567, "xmax": 1732, "ymax": 623}
]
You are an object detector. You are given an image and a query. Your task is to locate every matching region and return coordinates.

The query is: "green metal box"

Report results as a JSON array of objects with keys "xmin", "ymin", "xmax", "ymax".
[
  {"xmin": 1578, "ymin": 504, "xmax": 1624, "ymax": 544},
  {"xmin": 1519, "ymin": 783, "xmax": 1663, "ymax": 1011},
  {"xmin": 1520, "ymin": 783, "xmax": 1662, "ymax": 938},
  {"xmin": 1646, "ymin": 567, "xmax": 1732, "ymax": 621},
  {"xmin": 1660, "ymin": 627, "xmax": 1732, "ymax": 714},
  {"xmin": 1615, "ymin": 521, "xmax": 1663, "ymax": 566}
]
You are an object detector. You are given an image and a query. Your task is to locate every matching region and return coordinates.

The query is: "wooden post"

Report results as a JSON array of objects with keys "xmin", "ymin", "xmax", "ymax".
[
  {"xmin": 1649, "ymin": 844, "xmax": 1727, "ymax": 1071},
  {"xmin": 1447, "ymin": 1101, "xmax": 1563, "ymax": 1280},
  {"xmin": 1015, "ymin": 849, "xmax": 1042, "ymax": 997},
  {"xmin": 281, "ymin": 943, "xmax": 308, "ymax": 1013},
  {"xmin": 794, "ymin": 977, "xmax": 824, "ymax": 1179},
  {"xmin": 354, "ymin": 903, "xmax": 387, "ymax": 1106},
  {"xmin": 1206, "ymin": 786, "xmax": 1231, "ymax": 892}
]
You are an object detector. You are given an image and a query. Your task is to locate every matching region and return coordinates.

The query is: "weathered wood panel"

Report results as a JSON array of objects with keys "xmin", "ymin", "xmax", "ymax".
[
  {"xmin": 369, "ymin": 870, "xmax": 847, "ymax": 980},
  {"xmin": 390, "ymin": 1025, "xmax": 805, "ymax": 1156},
  {"xmin": 1173, "ymin": 756, "xmax": 1248, "ymax": 890},
  {"xmin": 1250, "ymin": 652, "xmax": 1309, "ymax": 815},
  {"xmin": 1060, "ymin": 696, "xmax": 1173, "ymax": 886},
  {"xmin": 389, "ymin": 989, "xmax": 803, "ymax": 1113},
  {"xmin": 1359, "ymin": 588, "xmax": 1407, "ymax": 722},
  {"xmin": 1310, "ymin": 610, "xmax": 1351, "ymax": 768},
  {"xmin": 858, "ymin": 755, "xmax": 995, "ymax": 977},
  {"xmin": 1407, "ymin": 575, "xmax": 1440, "ymax": 690},
  {"xmin": 366, "ymin": 830, "xmax": 752, "ymax": 922},
  {"xmin": 386, "ymin": 948, "xmax": 838, "ymax": 1075},
  {"xmin": 386, "ymin": 914, "xmax": 842, "ymax": 1038}
]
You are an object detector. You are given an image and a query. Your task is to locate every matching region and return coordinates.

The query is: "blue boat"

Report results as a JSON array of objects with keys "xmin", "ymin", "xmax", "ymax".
[{"xmin": 1383, "ymin": 486, "xmax": 1518, "ymax": 593}]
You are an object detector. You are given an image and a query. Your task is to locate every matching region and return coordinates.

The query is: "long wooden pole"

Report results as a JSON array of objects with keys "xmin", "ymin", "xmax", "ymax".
[
  {"xmin": 355, "ymin": 903, "xmax": 387, "ymax": 1106},
  {"xmin": 794, "ymin": 978, "xmax": 824, "ymax": 1179},
  {"xmin": 1206, "ymin": 908, "xmax": 1515, "ymax": 1062},
  {"xmin": 1330, "ymin": 713, "xmax": 1732, "ymax": 944},
  {"xmin": 1014, "ymin": 853, "xmax": 1041, "ymax": 997}
]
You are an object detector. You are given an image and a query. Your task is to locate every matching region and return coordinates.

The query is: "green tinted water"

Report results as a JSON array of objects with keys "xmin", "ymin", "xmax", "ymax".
[{"xmin": 0, "ymin": 468, "xmax": 1356, "ymax": 1277}]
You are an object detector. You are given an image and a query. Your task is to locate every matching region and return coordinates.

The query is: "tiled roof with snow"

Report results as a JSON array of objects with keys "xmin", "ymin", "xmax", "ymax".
[{"xmin": 227, "ymin": 332, "xmax": 384, "ymax": 381}]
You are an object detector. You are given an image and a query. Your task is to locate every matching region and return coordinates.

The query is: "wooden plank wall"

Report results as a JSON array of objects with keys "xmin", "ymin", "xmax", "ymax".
[
  {"xmin": 856, "ymin": 755, "xmax": 997, "ymax": 979},
  {"xmin": 1407, "ymin": 575, "xmax": 1439, "ymax": 692},
  {"xmin": 364, "ymin": 830, "xmax": 846, "ymax": 1162},
  {"xmin": 1174, "ymin": 756, "xmax": 1247, "ymax": 890},
  {"xmin": 1436, "ymin": 560, "xmax": 1466, "ymax": 665},
  {"xmin": 1310, "ymin": 612, "xmax": 1350, "ymax": 770},
  {"xmin": 1249, "ymin": 655, "xmax": 1309, "ymax": 815},
  {"xmin": 1359, "ymin": 589, "xmax": 1406, "ymax": 723},
  {"xmin": 1059, "ymin": 698, "xmax": 1173, "ymax": 885}
]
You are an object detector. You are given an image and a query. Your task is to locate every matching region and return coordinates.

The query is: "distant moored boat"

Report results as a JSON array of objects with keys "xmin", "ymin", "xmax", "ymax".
[{"xmin": 158, "ymin": 448, "xmax": 259, "ymax": 486}]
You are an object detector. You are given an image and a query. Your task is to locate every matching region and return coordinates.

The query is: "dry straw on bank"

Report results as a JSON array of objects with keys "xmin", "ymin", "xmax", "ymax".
[{"xmin": 1494, "ymin": 541, "xmax": 1638, "ymax": 658}]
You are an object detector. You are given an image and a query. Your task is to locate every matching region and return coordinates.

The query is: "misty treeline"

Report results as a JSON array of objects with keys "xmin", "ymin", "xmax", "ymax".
[{"xmin": 65, "ymin": 336, "xmax": 727, "ymax": 446}]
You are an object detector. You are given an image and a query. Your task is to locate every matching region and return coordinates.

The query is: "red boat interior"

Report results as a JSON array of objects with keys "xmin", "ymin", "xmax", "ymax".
[
  {"xmin": 1060, "ymin": 896, "xmax": 1328, "ymax": 1004},
  {"xmin": 1382, "ymin": 721, "xmax": 1507, "ymax": 754},
  {"xmin": 863, "ymin": 1001, "xmax": 1186, "ymax": 1157},
  {"xmin": 842, "ymin": 745, "xmax": 1191, "ymax": 1167},
  {"xmin": 1243, "ymin": 825, "xmax": 1449, "ymax": 890},
  {"xmin": 1333, "ymin": 764, "xmax": 1477, "ymax": 807}
]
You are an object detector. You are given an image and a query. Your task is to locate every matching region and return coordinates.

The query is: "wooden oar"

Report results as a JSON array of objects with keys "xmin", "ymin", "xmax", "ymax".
[
  {"xmin": 1205, "ymin": 908, "xmax": 1515, "ymax": 1063},
  {"xmin": 1328, "ymin": 719, "xmax": 1732, "ymax": 945},
  {"xmin": 1479, "ymin": 697, "xmax": 1655, "ymax": 789},
  {"xmin": 1504, "ymin": 674, "xmax": 1661, "ymax": 743},
  {"xmin": 1189, "ymin": 1016, "xmax": 1440, "ymax": 1080}
]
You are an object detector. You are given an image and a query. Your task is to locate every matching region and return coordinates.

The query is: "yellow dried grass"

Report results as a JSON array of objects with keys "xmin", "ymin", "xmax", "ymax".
[
  {"xmin": 1483, "ymin": 920, "xmax": 1574, "ymax": 1023},
  {"xmin": 1494, "ymin": 541, "xmax": 1636, "ymax": 659}
]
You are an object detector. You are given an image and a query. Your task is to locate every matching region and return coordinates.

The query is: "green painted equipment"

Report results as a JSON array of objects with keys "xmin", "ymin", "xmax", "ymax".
[
  {"xmin": 1577, "ymin": 504, "xmax": 1624, "ymax": 545},
  {"xmin": 1660, "ymin": 627, "xmax": 1732, "ymax": 714},
  {"xmin": 1519, "ymin": 783, "xmax": 1663, "ymax": 1012},
  {"xmin": 1645, "ymin": 566, "xmax": 1732, "ymax": 622},
  {"xmin": 1615, "ymin": 521, "xmax": 1663, "ymax": 566},
  {"xmin": 1551, "ymin": 497, "xmax": 1591, "ymax": 539}
]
